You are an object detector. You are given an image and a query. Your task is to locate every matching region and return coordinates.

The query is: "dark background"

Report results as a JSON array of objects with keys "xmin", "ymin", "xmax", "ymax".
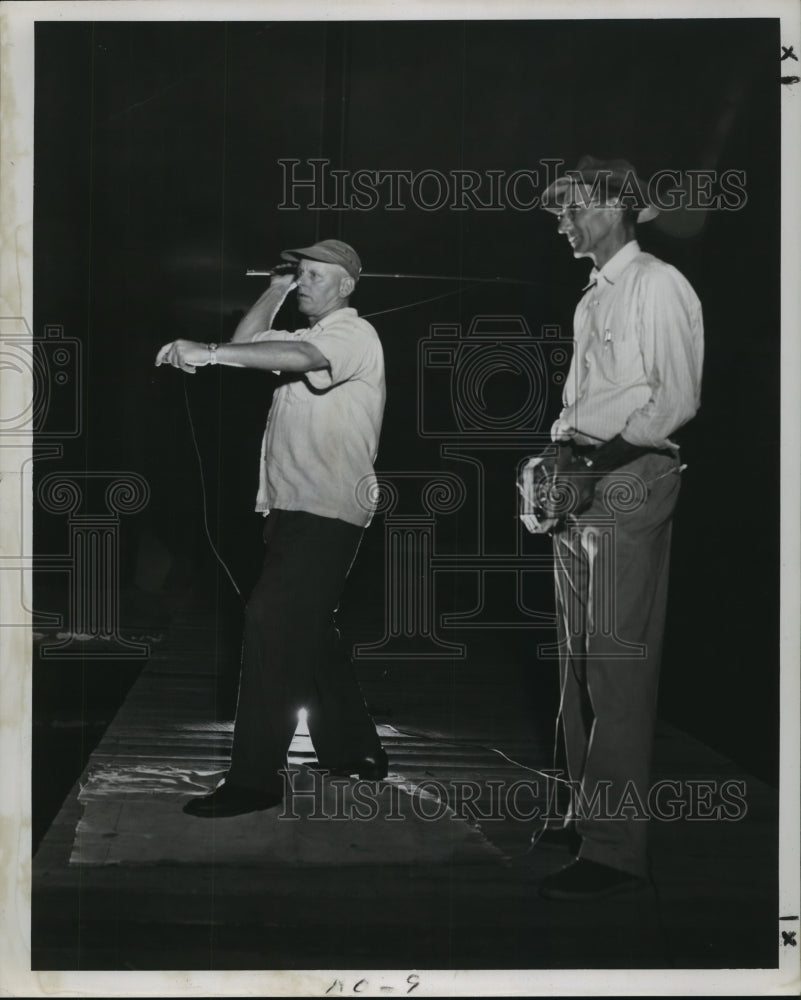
[{"xmin": 32, "ymin": 19, "xmax": 780, "ymax": 846}]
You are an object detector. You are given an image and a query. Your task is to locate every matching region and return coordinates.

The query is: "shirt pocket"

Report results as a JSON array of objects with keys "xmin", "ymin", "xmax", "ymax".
[{"xmin": 592, "ymin": 318, "xmax": 644, "ymax": 386}]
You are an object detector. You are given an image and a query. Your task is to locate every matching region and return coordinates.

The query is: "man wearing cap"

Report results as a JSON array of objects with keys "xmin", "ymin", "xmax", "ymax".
[
  {"xmin": 519, "ymin": 157, "xmax": 704, "ymax": 899},
  {"xmin": 156, "ymin": 239, "xmax": 388, "ymax": 817}
]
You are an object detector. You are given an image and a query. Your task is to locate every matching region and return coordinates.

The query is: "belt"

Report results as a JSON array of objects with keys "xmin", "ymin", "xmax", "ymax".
[{"xmin": 566, "ymin": 441, "xmax": 677, "ymax": 462}]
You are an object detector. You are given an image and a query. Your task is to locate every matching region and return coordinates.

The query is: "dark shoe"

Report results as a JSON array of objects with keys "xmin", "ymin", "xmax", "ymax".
[
  {"xmin": 531, "ymin": 824, "xmax": 582, "ymax": 855},
  {"xmin": 539, "ymin": 858, "xmax": 647, "ymax": 901},
  {"xmin": 182, "ymin": 781, "xmax": 282, "ymax": 818},
  {"xmin": 307, "ymin": 749, "xmax": 388, "ymax": 780}
]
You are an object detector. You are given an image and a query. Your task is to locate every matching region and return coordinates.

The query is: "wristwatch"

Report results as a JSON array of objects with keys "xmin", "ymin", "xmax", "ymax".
[{"xmin": 208, "ymin": 343, "xmax": 218, "ymax": 365}]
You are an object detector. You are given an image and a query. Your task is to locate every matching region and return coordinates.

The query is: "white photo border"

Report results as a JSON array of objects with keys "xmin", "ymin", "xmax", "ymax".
[{"xmin": 1, "ymin": 1, "xmax": 799, "ymax": 995}]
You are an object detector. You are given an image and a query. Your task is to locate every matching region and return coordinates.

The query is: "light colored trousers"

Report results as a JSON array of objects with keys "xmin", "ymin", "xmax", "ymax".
[{"xmin": 552, "ymin": 452, "xmax": 681, "ymax": 877}]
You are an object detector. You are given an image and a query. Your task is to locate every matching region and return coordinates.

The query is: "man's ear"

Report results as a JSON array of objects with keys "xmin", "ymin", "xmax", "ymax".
[
  {"xmin": 606, "ymin": 198, "xmax": 630, "ymax": 227},
  {"xmin": 340, "ymin": 275, "xmax": 356, "ymax": 298}
]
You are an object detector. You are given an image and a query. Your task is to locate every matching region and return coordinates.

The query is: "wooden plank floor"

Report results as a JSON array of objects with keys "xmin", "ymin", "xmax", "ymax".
[{"xmin": 32, "ymin": 608, "xmax": 780, "ymax": 971}]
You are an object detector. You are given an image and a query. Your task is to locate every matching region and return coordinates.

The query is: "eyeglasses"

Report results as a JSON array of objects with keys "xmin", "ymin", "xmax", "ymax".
[
  {"xmin": 557, "ymin": 200, "xmax": 621, "ymax": 221},
  {"xmin": 556, "ymin": 204, "xmax": 585, "ymax": 222}
]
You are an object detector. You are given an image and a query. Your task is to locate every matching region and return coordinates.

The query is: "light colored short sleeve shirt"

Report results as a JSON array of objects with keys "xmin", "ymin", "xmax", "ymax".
[
  {"xmin": 552, "ymin": 241, "xmax": 704, "ymax": 449},
  {"xmin": 252, "ymin": 308, "xmax": 385, "ymax": 527}
]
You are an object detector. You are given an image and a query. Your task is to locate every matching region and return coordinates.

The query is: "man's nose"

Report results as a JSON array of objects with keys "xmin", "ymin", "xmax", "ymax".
[{"xmin": 557, "ymin": 214, "xmax": 570, "ymax": 234}]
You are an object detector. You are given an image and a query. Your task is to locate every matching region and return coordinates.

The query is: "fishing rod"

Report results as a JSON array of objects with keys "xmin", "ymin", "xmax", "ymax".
[{"xmin": 246, "ymin": 268, "xmax": 536, "ymax": 285}]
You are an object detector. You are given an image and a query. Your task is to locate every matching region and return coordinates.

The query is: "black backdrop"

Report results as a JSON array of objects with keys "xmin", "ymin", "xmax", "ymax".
[{"xmin": 33, "ymin": 18, "xmax": 780, "ymax": 783}]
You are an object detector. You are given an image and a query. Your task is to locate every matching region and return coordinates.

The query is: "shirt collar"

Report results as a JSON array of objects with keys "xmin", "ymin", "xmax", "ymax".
[
  {"xmin": 583, "ymin": 240, "xmax": 641, "ymax": 291},
  {"xmin": 311, "ymin": 306, "xmax": 357, "ymax": 330}
]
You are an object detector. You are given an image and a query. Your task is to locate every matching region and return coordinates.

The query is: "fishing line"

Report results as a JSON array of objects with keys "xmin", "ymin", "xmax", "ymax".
[
  {"xmin": 385, "ymin": 721, "xmax": 573, "ymax": 858},
  {"xmin": 525, "ymin": 458, "xmax": 686, "ymax": 845},
  {"xmin": 387, "ymin": 722, "xmax": 572, "ymax": 785},
  {"xmin": 176, "ymin": 276, "xmax": 484, "ymax": 599},
  {"xmin": 360, "ymin": 280, "xmax": 486, "ymax": 320},
  {"xmin": 183, "ymin": 379, "xmax": 244, "ymax": 602},
  {"xmin": 526, "ymin": 538, "xmax": 577, "ymax": 854}
]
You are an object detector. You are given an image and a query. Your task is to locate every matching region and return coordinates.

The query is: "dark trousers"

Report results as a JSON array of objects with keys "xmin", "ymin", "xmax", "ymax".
[{"xmin": 228, "ymin": 509, "xmax": 383, "ymax": 795}]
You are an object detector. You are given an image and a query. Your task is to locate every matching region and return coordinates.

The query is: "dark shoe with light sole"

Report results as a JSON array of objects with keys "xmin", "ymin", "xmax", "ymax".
[
  {"xmin": 182, "ymin": 781, "xmax": 282, "ymax": 818},
  {"xmin": 539, "ymin": 858, "xmax": 647, "ymax": 900},
  {"xmin": 531, "ymin": 824, "xmax": 582, "ymax": 855},
  {"xmin": 306, "ymin": 749, "xmax": 388, "ymax": 780}
]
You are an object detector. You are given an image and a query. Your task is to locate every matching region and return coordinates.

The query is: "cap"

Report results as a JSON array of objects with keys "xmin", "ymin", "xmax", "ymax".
[
  {"xmin": 540, "ymin": 156, "xmax": 658, "ymax": 223},
  {"xmin": 280, "ymin": 239, "xmax": 362, "ymax": 281}
]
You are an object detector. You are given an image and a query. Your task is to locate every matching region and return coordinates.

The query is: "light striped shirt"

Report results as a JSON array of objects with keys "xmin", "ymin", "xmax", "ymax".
[{"xmin": 552, "ymin": 240, "xmax": 704, "ymax": 449}]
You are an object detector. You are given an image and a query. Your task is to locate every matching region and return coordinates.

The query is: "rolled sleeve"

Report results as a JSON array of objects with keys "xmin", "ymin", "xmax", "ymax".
[
  {"xmin": 303, "ymin": 322, "xmax": 375, "ymax": 391},
  {"xmin": 251, "ymin": 329, "xmax": 302, "ymax": 343}
]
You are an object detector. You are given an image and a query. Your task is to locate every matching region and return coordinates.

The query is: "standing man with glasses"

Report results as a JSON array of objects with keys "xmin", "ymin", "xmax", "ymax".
[{"xmin": 519, "ymin": 157, "xmax": 704, "ymax": 899}]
